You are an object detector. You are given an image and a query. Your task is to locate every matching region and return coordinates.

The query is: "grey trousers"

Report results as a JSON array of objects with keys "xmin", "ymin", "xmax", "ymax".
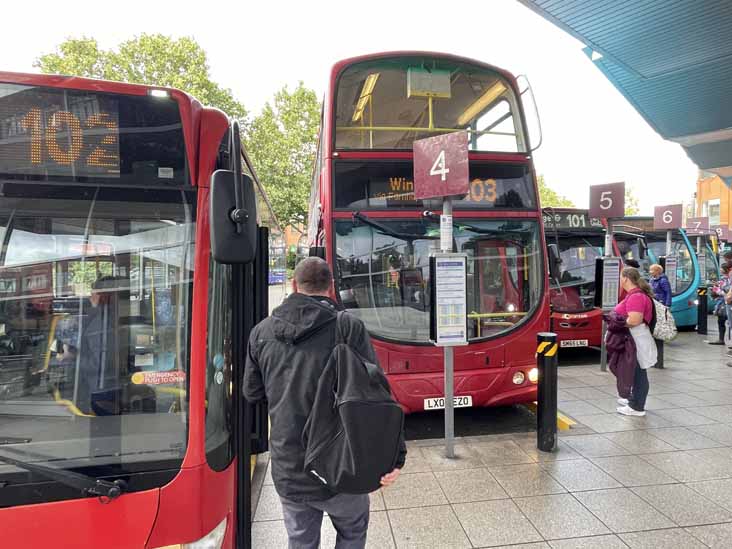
[{"xmin": 280, "ymin": 492, "xmax": 370, "ymax": 549}]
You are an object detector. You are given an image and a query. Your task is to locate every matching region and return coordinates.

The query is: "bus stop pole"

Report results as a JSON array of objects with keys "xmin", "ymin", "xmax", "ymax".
[
  {"xmin": 442, "ymin": 196, "xmax": 455, "ymax": 459},
  {"xmin": 600, "ymin": 222, "xmax": 613, "ymax": 372},
  {"xmin": 656, "ymin": 230, "xmax": 674, "ymax": 369}
]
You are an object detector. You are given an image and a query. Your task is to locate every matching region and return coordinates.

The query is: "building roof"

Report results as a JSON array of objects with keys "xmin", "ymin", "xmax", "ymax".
[{"xmin": 518, "ymin": 0, "xmax": 732, "ymax": 182}]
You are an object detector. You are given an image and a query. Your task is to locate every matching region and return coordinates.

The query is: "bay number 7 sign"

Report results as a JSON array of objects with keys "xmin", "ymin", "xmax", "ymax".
[
  {"xmin": 413, "ymin": 131, "xmax": 470, "ymax": 199},
  {"xmin": 589, "ymin": 182, "xmax": 625, "ymax": 219}
]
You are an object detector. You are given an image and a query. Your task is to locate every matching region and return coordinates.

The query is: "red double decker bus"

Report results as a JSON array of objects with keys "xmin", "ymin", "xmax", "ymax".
[
  {"xmin": 0, "ymin": 72, "xmax": 273, "ymax": 548},
  {"xmin": 308, "ymin": 52, "xmax": 549, "ymax": 414},
  {"xmin": 544, "ymin": 208, "xmax": 606, "ymax": 349}
]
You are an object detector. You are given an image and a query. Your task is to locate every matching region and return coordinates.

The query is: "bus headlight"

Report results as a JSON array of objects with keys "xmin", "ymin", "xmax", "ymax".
[
  {"xmin": 528, "ymin": 368, "xmax": 539, "ymax": 383},
  {"xmin": 507, "ymin": 303, "xmax": 516, "ymax": 313},
  {"xmin": 154, "ymin": 518, "xmax": 227, "ymax": 549},
  {"xmin": 512, "ymin": 372, "xmax": 525, "ymax": 385}
]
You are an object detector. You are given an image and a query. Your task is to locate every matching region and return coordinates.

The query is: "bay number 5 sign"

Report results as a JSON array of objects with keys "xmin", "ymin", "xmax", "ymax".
[{"xmin": 589, "ymin": 182, "xmax": 625, "ymax": 219}]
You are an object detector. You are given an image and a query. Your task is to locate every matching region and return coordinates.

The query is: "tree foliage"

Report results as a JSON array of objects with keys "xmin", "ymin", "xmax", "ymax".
[
  {"xmin": 35, "ymin": 35, "xmax": 246, "ymax": 120},
  {"xmin": 625, "ymin": 186, "xmax": 640, "ymax": 215},
  {"xmin": 244, "ymin": 83, "xmax": 320, "ymax": 228},
  {"xmin": 537, "ymin": 175, "xmax": 575, "ymax": 208}
]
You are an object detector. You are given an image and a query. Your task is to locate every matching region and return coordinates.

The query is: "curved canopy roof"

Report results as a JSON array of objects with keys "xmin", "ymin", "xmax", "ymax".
[{"xmin": 519, "ymin": 0, "xmax": 732, "ymax": 181}]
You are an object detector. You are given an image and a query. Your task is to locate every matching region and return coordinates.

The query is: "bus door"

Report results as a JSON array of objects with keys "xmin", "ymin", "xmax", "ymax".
[{"xmin": 235, "ymin": 226, "xmax": 270, "ymax": 549}]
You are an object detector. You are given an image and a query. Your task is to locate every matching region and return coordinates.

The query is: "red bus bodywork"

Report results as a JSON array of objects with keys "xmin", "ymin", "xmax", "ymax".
[
  {"xmin": 545, "ymin": 209, "xmax": 605, "ymax": 349},
  {"xmin": 0, "ymin": 72, "xmax": 247, "ymax": 549},
  {"xmin": 311, "ymin": 53, "xmax": 550, "ymax": 414}
]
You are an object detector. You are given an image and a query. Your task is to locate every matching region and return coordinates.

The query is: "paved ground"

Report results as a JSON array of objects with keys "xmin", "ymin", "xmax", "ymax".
[{"xmin": 251, "ymin": 328, "xmax": 732, "ymax": 548}]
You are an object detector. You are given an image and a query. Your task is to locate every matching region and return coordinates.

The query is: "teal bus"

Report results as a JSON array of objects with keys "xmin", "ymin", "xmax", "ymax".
[{"xmin": 617, "ymin": 217, "xmax": 700, "ymax": 329}]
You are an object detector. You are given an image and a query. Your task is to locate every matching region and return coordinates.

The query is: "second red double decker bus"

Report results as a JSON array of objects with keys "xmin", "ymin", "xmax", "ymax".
[{"xmin": 308, "ymin": 52, "xmax": 549, "ymax": 414}]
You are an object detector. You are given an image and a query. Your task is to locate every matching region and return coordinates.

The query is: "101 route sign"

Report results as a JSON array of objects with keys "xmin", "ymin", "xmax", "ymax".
[
  {"xmin": 653, "ymin": 204, "xmax": 683, "ymax": 230},
  {"xmin": 413, "ymin": 131, "xmax": 470, "ymax": 199},
  {"xmin": 589, "ymin": 182, "xmax": 625, "ymax": 219}
]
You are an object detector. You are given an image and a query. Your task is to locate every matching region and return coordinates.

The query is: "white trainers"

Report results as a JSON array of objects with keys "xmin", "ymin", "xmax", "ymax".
[
  {"xmin": 617, "ymin": 398, "xmax": 629, "ymax": 406},
  {"xmin": 617, "ymin": 405, "xmax": 645, "ymax": 417}
]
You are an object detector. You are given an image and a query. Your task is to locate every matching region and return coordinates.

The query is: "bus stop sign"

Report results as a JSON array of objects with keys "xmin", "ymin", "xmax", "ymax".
[
  {"xmin": 685, "ymin": 217, "xmax": 709, "ymax": 235},
  {"xmin": 589, "ymin": 182, "xmax": 625, "ymax": 218},
  {"xmin": 653, "ymin": 204, "xmax": 683, "ymax": 230},
  {"xmin": 413, "ymin": 131, "xmax": 469, "ymax": 199}
]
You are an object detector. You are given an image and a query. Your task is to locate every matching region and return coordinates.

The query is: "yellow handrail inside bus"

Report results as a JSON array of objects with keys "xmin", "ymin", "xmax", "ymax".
[
  {"xmin": 52, "ymin": 388, "xmax": 95, "ymax": 418},
  {"xmin": 467, "ymin": 312, "xmax": 528, "ymax": 318},
  {"xmin": 336, "ymin": 125, "xmax": 516, "ymax": 137},
  {"xmin": 42, "ymin": 314, "xmax": 67, "ymax": 372}
]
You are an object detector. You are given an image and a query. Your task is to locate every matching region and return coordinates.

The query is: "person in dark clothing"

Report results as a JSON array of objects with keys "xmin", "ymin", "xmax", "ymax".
[
  {"xmin": 710, "ymin": 263, "xmax": 731, "ymax": 345},
  {"xmin": 624, "ymin": 259, "xmax": 640, "ymax": 269},
  {"xmin": 649, "ymin": 264, "xmax": 672, "ymax": 307},
  {"xmin": 57, "ymin": 276, "xmax": 119, "ymax": 414},
  {"xmin": 244, "ymin": 257, "xmax": 405, "ymax": 549}
]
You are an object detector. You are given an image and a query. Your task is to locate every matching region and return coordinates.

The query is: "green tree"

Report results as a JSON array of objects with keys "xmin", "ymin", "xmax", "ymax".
[
  {"xmin": 35, "ymin": 35, "xmax": 246, "ymax": 120},
  {"xmin": 625, "ymin": 186, "xmax": 640, "ymax": 215},
  {"xmin": 244, "ymin": 83, "xmax": 320, "ymax": 228},
  {"xmin": 537, "ymin": 175, "xmax": 574, "ymax": 208}
]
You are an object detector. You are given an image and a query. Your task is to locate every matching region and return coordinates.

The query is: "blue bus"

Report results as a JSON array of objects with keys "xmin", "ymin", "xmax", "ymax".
[{"xmin": 617, "ymin": 217, "xmax": 699, "ymax": 329}]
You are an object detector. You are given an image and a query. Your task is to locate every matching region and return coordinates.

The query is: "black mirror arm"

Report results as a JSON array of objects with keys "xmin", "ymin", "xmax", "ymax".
[{"xmin": 231, "ymin": 120, "xmax": 245, "ymax": 234}]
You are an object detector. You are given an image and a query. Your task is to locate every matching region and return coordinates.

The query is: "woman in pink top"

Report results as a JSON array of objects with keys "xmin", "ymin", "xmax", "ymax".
[{"xmin": 614, "ymin": 267, "xmax": 656, "ymax": 416}]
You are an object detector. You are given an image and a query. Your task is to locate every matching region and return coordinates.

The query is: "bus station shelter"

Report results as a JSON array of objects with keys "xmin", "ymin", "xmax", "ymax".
[{"xmin": 519, "ymin": 0, "xmax": 732, "ymax": 183}]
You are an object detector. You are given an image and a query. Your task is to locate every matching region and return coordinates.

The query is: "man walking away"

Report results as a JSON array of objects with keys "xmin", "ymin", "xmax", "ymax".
[{"xmin": 244, "ymin": 257, "xmax": 406, "ymax": 549}]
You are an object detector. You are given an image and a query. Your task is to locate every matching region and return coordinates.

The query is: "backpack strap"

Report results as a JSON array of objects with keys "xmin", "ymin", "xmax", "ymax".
[{"xmin": 335, "ymin": 310, "xmax": 348, "ymax": 345}]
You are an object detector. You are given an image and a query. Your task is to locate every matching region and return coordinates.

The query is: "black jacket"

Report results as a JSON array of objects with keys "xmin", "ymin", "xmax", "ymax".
[{"xmin": 244, "ymin": 293, "xmax": 407, "ymax": 502}]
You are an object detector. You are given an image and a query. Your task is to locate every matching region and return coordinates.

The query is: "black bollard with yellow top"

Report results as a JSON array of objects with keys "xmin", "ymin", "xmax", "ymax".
[
  {"xmin": 697, "ymin": 286, "xmax": 708, "ymax": 335},
  {"xmin": 536, "ymin": 332, "xmax": 558, "ymax": 452}
]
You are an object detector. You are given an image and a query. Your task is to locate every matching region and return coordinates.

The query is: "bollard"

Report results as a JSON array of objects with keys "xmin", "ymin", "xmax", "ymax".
[
  {"xmin": 536, "ymin": 332, "xmax": 558, "ymax": 453},
  {"xmin": 697, "ymin": 286, "xmax": 708, "ymax": 335}
]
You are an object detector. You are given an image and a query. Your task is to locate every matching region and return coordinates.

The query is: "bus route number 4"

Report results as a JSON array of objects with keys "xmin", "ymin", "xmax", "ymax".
[{"xmin": 430, "ymin": 150, "xmax": 450, "ymax": 182}]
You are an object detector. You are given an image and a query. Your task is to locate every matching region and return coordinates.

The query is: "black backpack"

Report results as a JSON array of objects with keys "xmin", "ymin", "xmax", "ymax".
[{"xmin": 302, "ymin": 311, "xmax": 404, "ymax": 494}]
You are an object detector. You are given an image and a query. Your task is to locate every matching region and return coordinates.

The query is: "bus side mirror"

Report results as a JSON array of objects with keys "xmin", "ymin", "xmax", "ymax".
[
  {"xmin": 210, "ymin": 169, "xmax": 257, "ymax": 264},
  {"xmin": 638, "ymin": 238, "xmax": 647, "ymax": 260},
  {"xmin": 547, "ymin": 243, "xmax": 561, "ymax": 281}
]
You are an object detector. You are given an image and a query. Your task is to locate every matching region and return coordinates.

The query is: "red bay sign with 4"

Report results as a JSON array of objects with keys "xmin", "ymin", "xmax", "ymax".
[
  {"xmin": 589, "ymin": 182, "xmax": 625, "ymax": 218},
  {"xmin": 413, "ymin": 131, "xmax": 470, "ymax": 200},
  {"xmin": 653, "ymin": 204, "xmax": 683, "ymax": 230}
]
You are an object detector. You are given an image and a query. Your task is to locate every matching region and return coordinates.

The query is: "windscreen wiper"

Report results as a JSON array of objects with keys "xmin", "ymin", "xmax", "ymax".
[
  {"xmin": 353, "ymin": 212, "xmax": 438, "ymax": 240},
  {"xmin": 0, "ymin": 445, "xmax": 125, "ymax": 501}
]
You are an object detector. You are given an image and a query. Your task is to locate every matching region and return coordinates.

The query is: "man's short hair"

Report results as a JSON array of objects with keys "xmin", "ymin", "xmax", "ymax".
[{"xmin": 294, "ymin": 257, "xmax": 332, "ymax": 294}]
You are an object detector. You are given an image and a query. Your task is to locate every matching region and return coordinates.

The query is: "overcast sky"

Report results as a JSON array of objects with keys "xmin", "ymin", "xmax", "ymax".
[{"xmin": 4, "ymin": 0, "xmax": 698, "ymax": 212}]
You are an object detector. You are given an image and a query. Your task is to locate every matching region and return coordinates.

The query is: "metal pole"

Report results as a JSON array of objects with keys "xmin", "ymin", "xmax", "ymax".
[
  {"xmin": 442, "ymin": 196, "xmax": 454, "ymax": 459},
  {"xmin": 537, "ymin": 332, "xmax": 558, "ymax": 452},
  {"xmin": 666, "ymin": 230, "xmax": 672, "ymax": 256},
  {"xmin": 600, "ymin": 222, "xmax": 612, "ymax": 372}
]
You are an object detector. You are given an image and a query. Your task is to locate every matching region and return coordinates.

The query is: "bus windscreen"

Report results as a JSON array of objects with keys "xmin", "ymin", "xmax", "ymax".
[
  {"xmin": 0, "ymin": 82, "xmax": 188, "ymax": 186},
  {"xmin": 334, "ymin": 57, "xmax": 526, "ymax": 152}
]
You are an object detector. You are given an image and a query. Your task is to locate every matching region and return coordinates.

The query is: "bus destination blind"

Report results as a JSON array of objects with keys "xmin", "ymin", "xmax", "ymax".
[{"xmin": 0, "ymin": 85, "xmax": 121, "ymax": 178}]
